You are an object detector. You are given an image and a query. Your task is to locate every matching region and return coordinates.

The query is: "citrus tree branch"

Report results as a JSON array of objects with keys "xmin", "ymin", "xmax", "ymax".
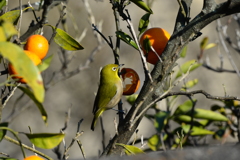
[
  {"xmin": 19, "ymin": 0, "xmax": 53, "ymax": 42},
  {"xmin": 102, "ymin": 0, "xmax": 240, "ymax": 156}
]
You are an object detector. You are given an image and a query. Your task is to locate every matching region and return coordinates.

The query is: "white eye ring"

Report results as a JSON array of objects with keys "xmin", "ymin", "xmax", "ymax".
[{"xmin": 112, "ymin": 67, "xmax": 117, "ymax": 71}]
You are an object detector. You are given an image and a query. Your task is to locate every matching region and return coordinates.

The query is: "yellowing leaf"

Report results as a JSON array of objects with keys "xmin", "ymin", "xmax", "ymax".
[
  {"xmin": 0, "ymin": 27, "xmax": 6, "ymax": 42},
  {"xmin": 200, "ymin": 37, "xmax": 209, "ymax": 50},
  {"xmin": 116, "ymin": 143, "xmax": 144, "ymax": 155},
  {"xmin": 0, "ymin": 20, "xmax": 18, "ymax": 42},
  {"xmin": 0, "ymin": 42, "xmax": 44, "ymax": 102},
  {"xmin": 182, "ymin": 79, "xmax": 198, "ymax": 90},
  {"xmin": 25, "ymin": 133, "xmax": 65, "ymax": 149},
  {"xmin": 147, "ymin": 134, "xmax": 160, "ymax": 151},
  {"xmin": 205, "ymin": 43, "xmax": 217, "ymax": 50}
]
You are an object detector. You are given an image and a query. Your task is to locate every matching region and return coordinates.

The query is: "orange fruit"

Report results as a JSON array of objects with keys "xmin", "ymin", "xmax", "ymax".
[
  {"xmin": 121, "ymin": 68, "xmax": 140, "ymax": 95},
  {"xmin": 23, "ymin": 155, "xmax": 45, "ymax": 160},
  {"xmin": 139, "ymin": 27, "xmax": 171, "ymax": 65},
  {"xmin": 8, "ymin": 50, "xmax": 42, "ymax": 83},
  {"xmin": 24, "ymin": 34, "xmax": 49, "ymax": 60}
]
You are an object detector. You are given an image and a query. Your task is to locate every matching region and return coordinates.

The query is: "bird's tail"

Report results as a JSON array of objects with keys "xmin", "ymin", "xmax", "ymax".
[{"xmin": 91, "ymin": 108, "xmax": 106, "ymax": 131}]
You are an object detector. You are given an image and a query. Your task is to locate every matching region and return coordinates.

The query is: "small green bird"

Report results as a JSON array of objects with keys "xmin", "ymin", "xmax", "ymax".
[{"xmin": 91, "ymin": 64, "xmax": 123, "ymax": 131}]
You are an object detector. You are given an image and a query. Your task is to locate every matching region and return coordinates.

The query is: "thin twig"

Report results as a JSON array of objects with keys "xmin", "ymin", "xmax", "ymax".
[
  {"xmin": 49, "ymin": 5, "xmax": 66, "ymax": 44},
  {"xmin": 63, "ymin": 119, "xmax": 84, "ymax": 160},
  {"xmin": 100, "ymin": 116, "xmax": 106, "ymax": 150},
  {"xmin": 76, "ymin": 139, "xmax": 86, "ymax": 160},
  {"xmin": 217, "ymin": 19, "xmax": 240, "ymax": 78},
  {"xmin": 125, "ymin": 18, "xmax": 153, "ymax": 83},
  {"xmin": 17, "ymin": 0, "xmax": 23, "ymax": 38},
  {"xmin": 4, "ymin": 135, "xmax": 53, "ymax": 160},
  {"xmin": 2, "ymin": 83, "xmax": 21, "ymax": 108}
]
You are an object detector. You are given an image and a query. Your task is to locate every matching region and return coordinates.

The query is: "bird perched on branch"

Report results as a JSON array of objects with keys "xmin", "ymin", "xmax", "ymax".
[{"xmin": 91, "ymin": 64, "xmax": 123, "ymax": 131}]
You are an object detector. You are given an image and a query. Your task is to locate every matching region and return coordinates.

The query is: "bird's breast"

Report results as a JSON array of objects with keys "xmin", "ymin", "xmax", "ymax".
[{"xmin": 106, "ymin": 79, "xmax": 123, "ymax": 108}]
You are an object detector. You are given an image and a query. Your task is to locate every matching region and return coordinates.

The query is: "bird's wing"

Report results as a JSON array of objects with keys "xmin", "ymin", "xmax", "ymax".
[{"xmin": 92, "ymin": 82, "xmax": 117, "ymax": 114}]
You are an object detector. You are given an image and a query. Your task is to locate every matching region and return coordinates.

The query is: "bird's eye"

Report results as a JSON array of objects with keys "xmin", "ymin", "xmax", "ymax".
[{"xmin": 112, "ymin": 67, "xmax": 117, "ymax": 71}]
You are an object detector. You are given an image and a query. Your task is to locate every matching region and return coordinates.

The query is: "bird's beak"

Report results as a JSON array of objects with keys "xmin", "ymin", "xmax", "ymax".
[
  {"xmin": 118, "ymin": 64, "xmax": 124, "ymax": 75},
  {"xmin": 118, "ymin": 64, "xmax": 124, "ymax": 68}
]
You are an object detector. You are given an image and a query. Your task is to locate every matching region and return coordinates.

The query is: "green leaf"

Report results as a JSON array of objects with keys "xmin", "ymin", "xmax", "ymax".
[
  {"xmin": 142, "ymin": 36, "xmax": 151, "ymax": 53},
  {"xmin": 0, "ymin": 10, "xmax": 20, "ymax": 24},
  {"xmin": 125, "ymin": 94, "xmax": 138, "ymax": 105},
  {"xmin": 0, "ymin": 20, "xmax": 18, "ymax": 42},
  {"xmin": 198, "ymin": 119, "xmax": 210, "ymax": 126},
  {"xmin": 182, "ymin": 79, "xmax": 198, "ymax": 90},
  {"xmin": 116, "ymin": 31, "xmax": 138, "ymax": 50},
  {"xmin": 182, "ymin": 124, "xmax": 214, "ymax": 136},
  {"xmin": 0, "ymin": 27, "xmax": 6, "ymax": 42},
  {"xmin": 147, "ymin": 134, "xmax": 160, "ymax": 151},
  {"xmin": 18, "ymin": 86, "xmax": 47, "ymax": 124},
  {"xmin": 175, "ymin": 59, "xmax": 202, "ymax": 79},
  {"xmin": 25, "ymin": 133, "xmax": 65, "ymax": 149},
  {"xmin": 138, "ymin": 13, "xmax": 151, "ymax": 36},
  {"xmin": 180, "ymin": 45, "xmax": 187, "ymax": 58},
  {"xmin": 154, "ymin": 111, "xmax": 169, "ymax": 133},
  {"xmin": 173, "ymin": 115, "xmax": 207, "ymax": 127},
  {"xmin": 174, "ymin": 100, "xmax": 228, "ymax": 121},
  {"xmin": 0, "ymin": 122, "xmax": 8, "ymax": 142},
  {"xmin": 200, "ymin": 37, "xmax": 209, "ymax": 50},
  {"xmin": 0, "ymin": 42, "xmax": 44, "ymax": 102},
  {"xmin": 0, "ymin": 0, "xmax": 6, "ymax": 11},
  {"xmin": 174, "ymin": 100, "xmax": 194, "ymax": 115},
  {"xmin": 0, "ymin": 7, "xmax": 30, "ymax": 25},
  {"xmin": 37, "ymin": 54, "xmax": 53, "ymax": 72},
  {"xmin": 173, "ymin": 115, "xmax": 192, "ymax": 122},
  {"xmin": 0, "ymin": 158, "xmax": 18, "ymax": 160},
  {"xmin": 48, "ymin": 25, "xmax": 84, "ymax": 50},
  {"xmin": 130, "ymin": 0, "xmax": 153, "ymax": 14},
  {"xmin": 189, "ymin": 108, "xmax": 228, "ymax": 121},
  {"xmin": 116, "ymin": 143, "xmax": 144, "ymax": 155}
]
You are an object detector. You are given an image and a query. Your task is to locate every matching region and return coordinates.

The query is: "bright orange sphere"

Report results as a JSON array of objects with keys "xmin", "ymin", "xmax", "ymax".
[
  {"xmin": 24, "ymin": 34, "xmax": 49, "ymax": 60},
  {"xmin": 121, "ymin": 68, "xmax": 140, "ymax": 95},
  {"xmin": 23, "ymin": 155, "xmax": 45, "ymax": 160},
  {"xmin": 8, "ymin": 50, "xmax": 42, "ymax": 83},
  {"xmin": 140, "ymin": 27, "xmax": 171, "ymax": 65}
]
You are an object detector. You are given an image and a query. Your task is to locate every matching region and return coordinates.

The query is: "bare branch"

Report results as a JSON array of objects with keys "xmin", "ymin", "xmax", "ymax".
[{"xmin": 158, "ymin": 90, "xmax": 240, "ymax": 102}]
